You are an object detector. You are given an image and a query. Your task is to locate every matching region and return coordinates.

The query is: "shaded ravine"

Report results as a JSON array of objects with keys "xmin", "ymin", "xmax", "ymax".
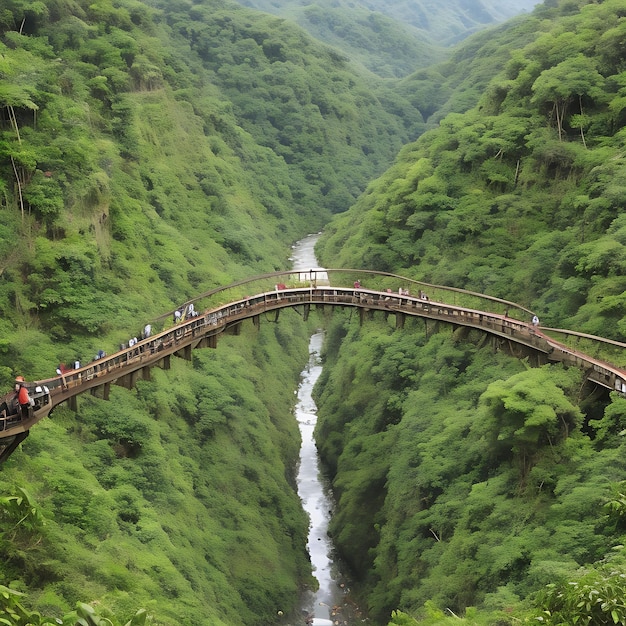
[{"xmin": 290, "ymin": 235, "xmax": 364, "ymax": 626}]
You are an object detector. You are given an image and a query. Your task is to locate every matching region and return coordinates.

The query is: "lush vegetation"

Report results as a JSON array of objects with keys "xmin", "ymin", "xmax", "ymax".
[
  {"xmin": 314, "ymin": 313, "xmax": 626, "ymax": 623},
  {"xmin": 1, "ymin": 321, "xmax": 319, "ymax": 625},
  {"xmin": 318, "ymin": 0, "xmax": 626, "ymax": 339},
  {"xmin": 4, "ymin": 0, "xmax": 626, "ymax": 623},
  {"xmin": 233, "ymin": 0, "xmax": 539, "ymax": 77},
  {"xmin": 313, "ymin": 0, "xmax": 626, "ymax": 623},
  {"xmin": 0, "ymin": 0, "xmax": 422, "ymax": 623},
  {"xmin": 149, "ymin": 0, "xmax": 422, "ymax": 211}
]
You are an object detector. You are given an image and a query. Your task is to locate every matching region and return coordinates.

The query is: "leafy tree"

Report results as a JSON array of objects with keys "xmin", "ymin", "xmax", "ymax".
[
  {"xmin": 590, "ymin": 394, "xmax": 626, "ymax": 446},
  {"xmin": 478, "ymin": 367, "xmax": 583, "ymax": 478},
  {"xmin": 531, "ymin": 54, "xmax": 606, "ymax": 141}
]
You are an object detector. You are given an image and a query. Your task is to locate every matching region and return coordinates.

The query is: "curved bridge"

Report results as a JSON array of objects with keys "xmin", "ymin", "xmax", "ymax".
[{"xmin": 1, "ymin": 269, "xmax": 626, "ymax": 463}]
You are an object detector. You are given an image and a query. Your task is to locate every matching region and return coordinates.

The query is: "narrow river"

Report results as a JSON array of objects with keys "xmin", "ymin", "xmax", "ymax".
[{"xmin": 289, "ymin": 235, "xmax": 362, "ymax": 626}]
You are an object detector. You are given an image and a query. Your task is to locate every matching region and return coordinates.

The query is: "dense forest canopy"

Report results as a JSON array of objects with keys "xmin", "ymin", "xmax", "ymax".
[
  {"xmin": 318, "ymin": 0, "xmax": 626, "ymax": 340},
  {"xmin": 0, "ymin": 0, "xmax": 420, "ymax": 374},
  {"xmin": 3, "ymin": 0, "xmax": 626, "ymax": 625},
  {"xmin": 232, "ymin": 0, "xmax": 540, "ymax": 77},
  {"xmin": 145, "ymin": 0, "xmax": 421, "ymax": 212},
  {"xmin": 0, "ymin": 0, "xmax": 421, "ymax": 623},
  {"xmin": 314, "ymin": 0, "xmax": 626, "ymax": 624}
]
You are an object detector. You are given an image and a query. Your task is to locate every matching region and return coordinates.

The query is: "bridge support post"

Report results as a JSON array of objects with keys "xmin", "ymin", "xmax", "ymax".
[
  {"xmin": 69, "ymin": 395, "xmax": 78, "ymax": 412},
  {"xmin": 196, "ymin": 336, "xmax": 215, "ymax": 349},
  {"xmin": 491, "ymin": 336, "xmax": 499, "ymax": 353},
  {"xmin": 395, "ymin": 313, "xmax": 405, "ymax": 329},
  {"xmin": 142, "ymin": 366, "xmax": 151, "ymax": 381},
  {"xmin": 115, "ymin": 372, "xmax": 136, "ymax": 390},
  {"xmin": 229, "ymin": 322, "xmax": 242, "ymax": 335},
  {"xmin": 453, "ymin": 326, "xmax": 470, "ymax": 342},
  {"xmin": 359, "ymin": 308, "xmax": 373, "ymax": 325},
  {"xmin": 252, "ymin": 315, "xmax": 260, "ymax": 329},
  {"xmin": 477, "ymin": 333, "xmax": 490, "ymax": 349},
  {"xmin": 302, "ymin": 304, "xmax": 310, "ymax": 321},
  {"xmin": 423, "ymin": 319, "xmax": 439, "ymax": 337},
  {"xmin": 163, "ymin": 354, "xmax": 171, "ymax": 369},
  {"xmin": 0, "ymin": 431, "xmax": 29, "ymax": 464},
  {"xmin": 89, "ymin": 383, "xmax": 112, "ymax": 400},
  {"xmin": 528, "ymin": 350, "xmax": 548, "ymax": 367}
]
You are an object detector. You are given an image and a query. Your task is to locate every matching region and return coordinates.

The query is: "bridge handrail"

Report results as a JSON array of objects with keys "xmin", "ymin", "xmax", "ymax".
[
  {"xmin": 539, "ymin": 327, "xmax": 626, "ymax": 370},
  {"xmin": 2, "ymin": 281, "xmax": 626, "ymax": 445},
  {"xmin": 327, "ymin": 269, "xmax": 535, "ymax": 317},
  {"xmin": 22, "ymin": 286, "xmax": 626, "ymax": 395},
  {"xmin": 154, "ymin": 269, "xmax": 535, "ymax": 326}
]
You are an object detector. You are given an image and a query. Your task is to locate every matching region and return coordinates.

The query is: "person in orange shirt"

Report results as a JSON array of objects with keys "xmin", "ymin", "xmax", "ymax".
[{"xmin": 14, "ymin": 376, "xmax": 31, "ymax": 418}]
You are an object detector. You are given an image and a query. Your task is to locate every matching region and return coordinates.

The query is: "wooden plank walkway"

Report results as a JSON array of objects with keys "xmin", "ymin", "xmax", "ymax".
[{"xmin": 2, "ymin": 272, "xmax": 625, "ymax": 463}]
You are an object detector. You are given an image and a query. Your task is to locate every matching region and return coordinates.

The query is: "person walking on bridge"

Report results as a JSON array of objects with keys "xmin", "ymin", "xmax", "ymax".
[{"xmin": 15, "ymin": 376, "xmax": 32, "ymax": 418}]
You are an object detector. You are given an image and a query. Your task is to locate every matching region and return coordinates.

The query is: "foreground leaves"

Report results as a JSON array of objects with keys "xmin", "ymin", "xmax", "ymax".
[
  {"xmin": 0, "ymin": 586, "xmax": 149, "ymax": 626},
  {"xmin": 536, "ymin": 567, "xmax": 626, "ymax": 625}
]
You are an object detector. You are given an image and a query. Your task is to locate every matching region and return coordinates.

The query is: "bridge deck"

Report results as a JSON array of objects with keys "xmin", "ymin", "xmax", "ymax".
[{"xmin": 1, "ymin": 282, "xmax": 625, "ymax": 462}]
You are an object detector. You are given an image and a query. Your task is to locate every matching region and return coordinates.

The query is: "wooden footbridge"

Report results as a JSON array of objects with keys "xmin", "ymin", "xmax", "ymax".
[{"xmin": 2, "ymin": 269, "xmax": 626, "ymax": 463}]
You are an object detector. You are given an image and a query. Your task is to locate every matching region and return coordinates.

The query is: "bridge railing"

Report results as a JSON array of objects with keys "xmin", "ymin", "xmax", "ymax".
[
  {"xmin": 540, "ymin": 328, "xmax": 626, "ymax": 370},
  {"xmin": 36, "ymin": 266, "xmax": 623, "ymax": 388},
  {"xmin": 150, "ymin": 269, "xmax": 535, "ymax": 334},
  {"xmin": 323, "ymin": 270, "xmax": 534, "ymax": 323},
  {"xmin": 3, "ymin": 278, "xmax": 626, "ymax": 444}
]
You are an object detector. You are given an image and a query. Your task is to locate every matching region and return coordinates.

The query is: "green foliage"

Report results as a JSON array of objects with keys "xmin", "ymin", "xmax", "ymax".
[
  {"xmin": 238, "ymin": 0, "xmax": 537, "ymax": 79},
  {"xmin": 1, "ymin": 317, "xmax": 313, "ymax": 625},
  {"xmin": 163, "ymin": 1, "xmax": 419, "ymax": 214},
  {"xmin": 0, "ymin": 585, "xmax": 59, "ymax": 626},
  {"xmin": 301, "ymin": 7, "xmax": 442, "ymax": 78},
  {"xmin": 388, "ymin": 609, "xmax": 420, "ymax": 625},
  {"xmin": 536, "ymin": 566, "xmax": 626, "ymax": 625},
  {"xmin": 0, "ymin": 486, "xmax": 45, "ymax": 544},
  {"xmin": 0, "ymin": 0, "xmax": 360, "ymax": 621},
  {"xmin": 0, "ymin": 585, "xmax": 150, "ymax": 626},
  {"xmin": 314, "ymin": 308, "xmax": 626, "ymax": 622},
  {"xmin": 0, "ymin": 0, "xmax": 422, "ymax": 345},
  {"xmin": 64, "ymin": 602, "xmax": 148, "ymax": 626},
  {"xmin": 4, "ymin": 1, "xmax": 626, "ymax": 625},
  {"xmin": 318, "ymin": 0, "xmax": 626, "ymax": 339},
  {"xmin": 604, "ymin": 481, "xmax": 626, "ymax": 531},
  {"xmin": 589, "ymin": 394, "xmax": 626, "ymax": 446},
  {"xmin": 478, "ymin": 367, "xmax": 583, "ymax": 476}
]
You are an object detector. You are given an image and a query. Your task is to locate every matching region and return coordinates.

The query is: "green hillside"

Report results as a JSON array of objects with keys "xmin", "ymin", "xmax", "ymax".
[
  {"xmin": 0, "ymin": 0, "xmax": 419, "ymax": 624},
  {"xmin": 318, "ymin": 0, "xmax": 626, "ymax": 337},
  {"xmin": 233, "ymin": 0, "xmax": 446, "ymax": 78},
  {"xmin": 146, "ymin": 0, "xmax": 421, "ymax": 210},
  {"xmin": 232, "ymin": 0, "xmax": 540, "ymax": 77},
  {"xmin": 315, "ymin": 0, "xmax": 626, "ymax": 623},
  {"xmin": 4, "ymin": 0, "xmax": 626, "ymax": 625}
]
